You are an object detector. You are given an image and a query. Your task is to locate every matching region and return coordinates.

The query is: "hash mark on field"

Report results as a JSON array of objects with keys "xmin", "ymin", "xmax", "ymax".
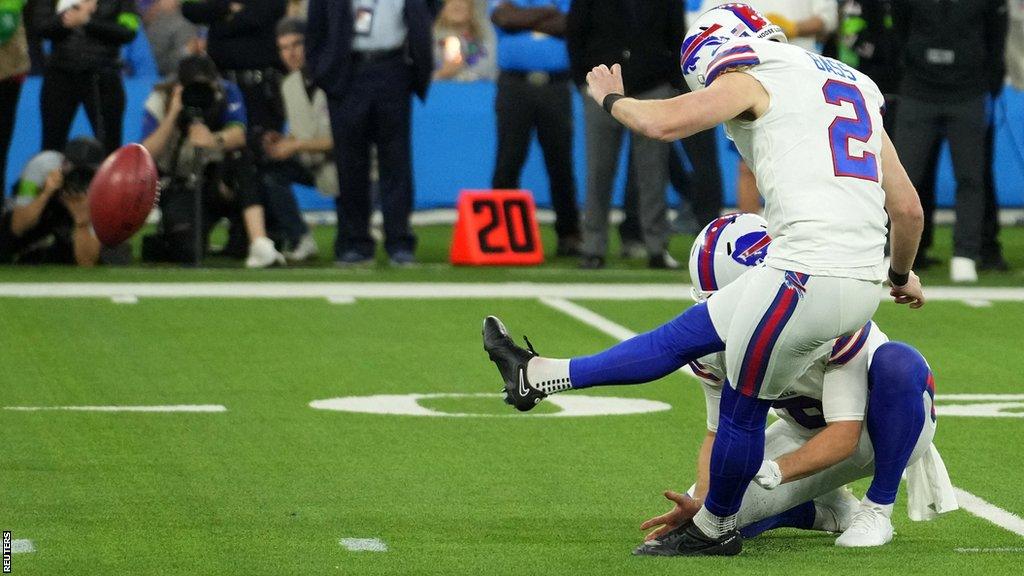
[
  {"xmin": 111, "ymin": 295, "xmax": 139, "ymax": 304},
  {"xmin": 12, "ymin": 539, "xmax": 35, "ymax": 553},
  {"xmin": 2, "ymin": 404, "xmax": 227, "ymax": 413},
  {"xmin": 339, "ymin": 538, "xmax": 388, "ymax": 552},
  {"xmin": 542, "ymin": 298, "xmax": 1024, "ymax": 540},
  {"xmin": 962, "ymin": 299, "xmax": 993, "ymax": 308},
  {"xmin": 326, "ymin": 296, "xmax": 356, "ymax": 304}
]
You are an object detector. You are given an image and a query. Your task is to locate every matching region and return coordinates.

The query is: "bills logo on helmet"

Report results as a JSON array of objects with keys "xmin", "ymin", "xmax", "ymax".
[
  {"xmin": 731, "ymin": 231, "xmax": 771, "ymax": 266},
  {"xmin": 680, "ymin": 24, "xmax": 727, "ymax": 75}
]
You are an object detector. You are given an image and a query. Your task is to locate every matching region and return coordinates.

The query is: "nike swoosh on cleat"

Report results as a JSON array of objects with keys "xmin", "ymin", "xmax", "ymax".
[{"xmin": 518, "ymin": 368, "xmax": 530, "ymax": 398}]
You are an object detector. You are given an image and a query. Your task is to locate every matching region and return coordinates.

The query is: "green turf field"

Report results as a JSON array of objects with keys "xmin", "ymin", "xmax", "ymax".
[{"xmin": 1, "ymin": 279, "xmax": 1023, "ymax": 574}]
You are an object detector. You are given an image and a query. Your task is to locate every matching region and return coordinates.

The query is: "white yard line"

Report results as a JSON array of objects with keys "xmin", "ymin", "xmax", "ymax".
[
  {"xmin": 953, "ymin": 489, "xmax": 1024, "ymax": 538},
  {"xmin": 0, "ymin": 283, "xmax": 1021, "ymax": 301},
  {"xmin": 2, "ymin": 405, "xmax": 227, "ymax": 413},
  {"xmin": 12, "ymin": 539, "xmax": 36, "ymax": 553},
  {"xmin": 540, "ymin": 297, "xmax": 1024, "ymax": 539}
]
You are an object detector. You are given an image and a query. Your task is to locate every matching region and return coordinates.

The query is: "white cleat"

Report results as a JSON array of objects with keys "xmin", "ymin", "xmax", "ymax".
[
  {"xmin": 835, "ymin": 504, "xmax": 894, "ymax": 548},
  {"xmin": 950, "ymin": 256, "xmax": 978, "ymax": 283},
  {"xmin": 285, "ymin": 233, "xmax": 319, "ymax": 262},
  {"xmin": 245, "ymin": 237, "xmax": 286, "ymax": 269},
  {"xmin": 813, "ymin": 486, "xmax": 861, "ymax": 533}
]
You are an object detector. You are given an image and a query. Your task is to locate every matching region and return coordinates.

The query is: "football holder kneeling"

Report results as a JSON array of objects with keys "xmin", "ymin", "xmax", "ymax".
[{"xmin": 450, "ymin": 190, "xmax": 544, "ymax": 266}]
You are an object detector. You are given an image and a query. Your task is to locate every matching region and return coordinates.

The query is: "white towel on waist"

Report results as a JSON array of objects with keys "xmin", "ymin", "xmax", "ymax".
[{"xmin": 906, "ymin": 443, "xmax": 959, "ymax": 521}]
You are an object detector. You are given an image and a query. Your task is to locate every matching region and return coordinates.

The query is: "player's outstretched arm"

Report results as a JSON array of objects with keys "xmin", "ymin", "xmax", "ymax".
[
  {"xmin": 880, "ymin": 130, "xmax": 926, "ymax": 308},
  {"xmin": 756, "ymin": 421, "xmax": 862, "ymax": 488},
  {"xmin": 586, "ymin": 64, "xmax": 768, "ymax": 142}
]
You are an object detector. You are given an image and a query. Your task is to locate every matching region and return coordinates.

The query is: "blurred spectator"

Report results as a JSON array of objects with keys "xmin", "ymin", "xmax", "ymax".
[
  {"xmin": 122, "ymin": 19, "xmax": 159, "ymax": 76},
  {"xmin": 1, "ymin": 0, "xmax": 29, "ymax": 196},
  {"xmin": 33, "ymin": 0, "xmax": 141, "ymax": 153},
  {"xmin": 1010, "ymin": 1, "xmax": 1024, "ymax": 91},
  {"xmin": 831, "ymin": 1, "xmax": 898, "ymax": 101},
  {"xmin": 490, "ymin": 0, "xmax": 581, "ymax": 257},
  {"xmin": 893, "ymin": 0, "xmax": 1007, "ymax": 282},
  {"xmin": 433, "ymin": 0, "xmax": 495, "ymax": 81},
  {"xmin": 258, "ymin": 17, "xmax": 334, "ymax": 262},
  {"xmin": 286, "ymin": 0, "xmax": 307, "ymax": 18},
  {"xmin": 182, "ymin": 0, "xmax": 287, "ymax": 257},
  {"xmin": 139, "ymin": 54, "xmax": 284, "ymax": 267},
  {"xmin": 306, "ymin": 0, "xmax": 439, "ymax": 266},
  {"xmin": 568, "ymin": 0, "xmax": 682, "ymax": 269},
  {"xmin": 0, "ymin": 137, "xmax": 103, "ymax": 266},
  {"xmin": 143, "ymin": 0, "xmax": 198, "ymax": 77}
]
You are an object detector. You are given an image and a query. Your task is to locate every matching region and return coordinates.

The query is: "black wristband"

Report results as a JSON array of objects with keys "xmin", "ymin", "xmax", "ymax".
[
  {"xmin": 602, "ymin": 93, "xmax": 625, "ymax": 114},
  {"xmin": 888, "ymin": 267, "xmax": 910, "ymax": 287}
]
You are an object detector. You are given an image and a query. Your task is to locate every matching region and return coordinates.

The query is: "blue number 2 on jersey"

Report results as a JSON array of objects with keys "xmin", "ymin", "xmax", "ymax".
[{"xmin": 822, "ymin": 79, "xmax": 879, "ymax": 182}]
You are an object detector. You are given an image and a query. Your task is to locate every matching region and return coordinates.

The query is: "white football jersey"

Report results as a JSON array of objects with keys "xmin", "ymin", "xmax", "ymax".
[
  {"xmin": 714, "ymin": 39, "xmax": 889, "ymax": 281},
  {"xmin": 692, "ymin": 321, "xmax": 889, "ymax": 433}
]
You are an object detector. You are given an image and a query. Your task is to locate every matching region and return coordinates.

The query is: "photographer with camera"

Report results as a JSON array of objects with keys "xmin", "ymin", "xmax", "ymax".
[
  {"xmin": 0, "ymin": 137, "xmax": 103, "ymax": 266},
  {"xmin": 140, "ymin": 54, "xmax": 284, "ymax": 267}
]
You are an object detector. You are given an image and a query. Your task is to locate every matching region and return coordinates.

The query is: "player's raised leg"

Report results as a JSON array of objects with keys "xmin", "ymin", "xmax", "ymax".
[{"xmin": 837, "ymin": 341, "xmax": 936, "ymax": 547}]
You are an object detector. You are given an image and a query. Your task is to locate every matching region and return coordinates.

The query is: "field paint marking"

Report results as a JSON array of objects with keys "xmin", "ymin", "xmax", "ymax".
[
  {"xmin": 953, "ymin": 489, "xmax": 1024, "ymax": 538},
  {"xmin": 1, "ymin": 283, "xmax": 1023, "ymax": 301},
  {"xmin": 955, "ymin": 547, "xmax": 1024, "ymax": 553},
  {"xmin": 542, "ymin": 298, "xmax": 1024, "ymax": 539},
  {"xmin": 962, "ymin": 299, "xmax": 993, "ymax": 308},
  {"xmin": 111, "ymin": 295, "xmax": 139, "ymax": 304},
  {"xmin": 326, "ymin": 296, "xmax": 356, "ymax": 304},
  {"xmin": 2, "ymin": 404, "xmax": 227, "ymax": 413},
  {"xmin": 310, "ymin": 393, "xmax": 671, "ymax": 418},
  {"xmin": 12, "ymin": 539, "xmax": 35, "ymax": 553},
  {"xmin": 339, "ymin": 538, "xmax": 388, "ymax": 552},
  {"xmin": 942, "ymin": 394, "xmax": 1024, "ymax": 401}
]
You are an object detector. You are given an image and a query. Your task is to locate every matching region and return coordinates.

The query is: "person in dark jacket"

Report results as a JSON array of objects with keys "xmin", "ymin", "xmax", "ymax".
[
  {"xmin": 33, "ymin": 0, "xmax": 140, "ymax": 153},
  {"xmin": 305, "ymin": 0, "xmax": 439, "ymax": 266},
  {"xmin": 892, "ymin": 0, "xmax": 1007, "ymax": 282},
  {"xmin": 568, "ymin": 0, "xmax": 683, "ymax": 270}
]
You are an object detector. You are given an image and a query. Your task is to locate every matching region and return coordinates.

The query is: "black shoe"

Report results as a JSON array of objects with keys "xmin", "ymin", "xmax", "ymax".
[
  {"xmin": 482, "ymin": 316, "xmax": 547, "ymax": 412},
  {"xmin": 648, "ymin": 252, "xmax": 681, "ymax": 270},
  {"xmin": 579, "ymin": 255, "xmax": 605, "ymax": 270},
  {"xmin": 913, "ymin": 254, "xmax": 941, "ymax": 270},
  {"xmin": 556, "ymin": 235, "xmax": 582, "ymax": 257},
  {"xmin": 633, "ymin": 521, "xmax": 742, "ymax": 557},
  {"xmin": 979, "ymin": 254, "xmax": 1010, "ymax": 272}
]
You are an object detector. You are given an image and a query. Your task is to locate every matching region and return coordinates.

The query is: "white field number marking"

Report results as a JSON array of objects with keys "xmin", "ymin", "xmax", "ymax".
[
  {"xmin": 2, "ymin": 405, "xmax": 227, "ymax": 413},
  {"xmin": 310, "ymin": 393, "xmax": 671, "ymax": 417}
]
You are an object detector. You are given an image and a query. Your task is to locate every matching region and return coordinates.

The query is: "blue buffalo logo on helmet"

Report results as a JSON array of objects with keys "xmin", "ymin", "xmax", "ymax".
[
  {"xmin": 732, "ymin": 230, "xmax": 771, "ymax": 266},
  {"xmin": 679, "ymin": 3, "xmax": 787, "ymax": 92}
]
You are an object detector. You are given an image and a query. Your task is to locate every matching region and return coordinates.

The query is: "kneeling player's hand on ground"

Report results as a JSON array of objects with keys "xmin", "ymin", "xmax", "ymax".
[
  {"xmin": 586, "ymin": 64, "xmax": 624, "ymax": 106},
  {"xmin": 890, "ymin": 271, "xmax": 925, "ymax": 309},
  {"xmin": 639, "ymin": 491, "xmax": 702, "ymax": 542}
]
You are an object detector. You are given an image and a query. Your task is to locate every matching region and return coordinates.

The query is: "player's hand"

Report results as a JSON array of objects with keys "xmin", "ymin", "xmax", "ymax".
[
  {"xmin": 586, "ymin": 64, "xmax": 625, "ymax": 107},
  {"xmin": 753, "ymin": 459, "xmax": 782, "ymax": 490},
  {"xmin": 890, "ymin": 271, "xmax": 925, "ymax": 309},
  {"xmin": 188, "ymin": 123, "xmax": 218, "ymax": 149},
  {"xmin": 639, "ymin": 491, "xmax": 702, "ymax": 542}
]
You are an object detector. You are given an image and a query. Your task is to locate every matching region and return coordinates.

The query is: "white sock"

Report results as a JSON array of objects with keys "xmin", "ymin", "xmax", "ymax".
[
  {"xmin": 693, "ymin": 506, "xmax": 736, "ymax": 538},
  {"xmin": 526, "ymin": 357, "xmax": 573, "ymax": 394},
  {"xmin": 862, "ymin": 497, "xmax": 894, "ymax": 518}
]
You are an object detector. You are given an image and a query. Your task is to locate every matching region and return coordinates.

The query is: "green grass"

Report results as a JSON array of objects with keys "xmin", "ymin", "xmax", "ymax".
[
  {"xmin": 0, "ymin": 223, "xmax": 1022, "ymax": 286},
  {"xmin": 1, "ymin": 296, "xmax": 1022, "ymax": 575}
]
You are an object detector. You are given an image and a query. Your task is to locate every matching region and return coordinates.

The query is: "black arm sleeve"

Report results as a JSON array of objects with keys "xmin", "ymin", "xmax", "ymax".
[
  {"xmin": 32, "ymin": 0, "xmax": 72, "ymax": 41},
  {"xmin": 83, "ymin": 0, "xmax": 139, "ymax": 46},
  {"xmin": 210, "ymin": 0, "xmax": 286, "ymax": 38},
  {"xmin": 181, "ymin": 0, "xmax": 233, "ymax": 25}
]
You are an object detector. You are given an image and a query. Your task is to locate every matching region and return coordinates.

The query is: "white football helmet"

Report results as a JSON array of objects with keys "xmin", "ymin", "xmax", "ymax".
[
  {"xmin": 679, "ymin": 3, "xmax": 787, "ymax": 92},
  {"xmin": 688, "ymin": 213, "xmax": 771, "ymax": 301}
]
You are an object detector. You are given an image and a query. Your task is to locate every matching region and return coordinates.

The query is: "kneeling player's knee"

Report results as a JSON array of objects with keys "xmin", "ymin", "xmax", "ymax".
[{"xmin": 869, "ymin": 342, "xmax": 928, "ymax": 397}]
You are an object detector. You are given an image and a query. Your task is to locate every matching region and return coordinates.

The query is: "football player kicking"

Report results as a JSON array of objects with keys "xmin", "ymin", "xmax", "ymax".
[
  {"xmin": 634, "ymin": 216, "xmax": 956, "ymax": 552},
  {"xmin": 484, "ymin": 3, "xmax": 925, "ymax": 556}
]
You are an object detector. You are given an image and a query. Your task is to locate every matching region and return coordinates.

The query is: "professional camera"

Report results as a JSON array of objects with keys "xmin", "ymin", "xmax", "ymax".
[
  {"xmin": 61, "ymin": 136, "xmax": 105, "ymax": 195},
  {"xmin": 178, "ymin": 80, "xmax": 226, "ymax": 132}
]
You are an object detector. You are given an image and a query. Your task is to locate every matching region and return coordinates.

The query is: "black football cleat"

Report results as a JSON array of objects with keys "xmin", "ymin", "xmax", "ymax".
[
  {"xmin": 482, "ymin": 316, "xmax": 547, "ymax": 412},
  {"xmin": 633, "ymin": 521, "xmax": 742, "ymax": 557}
]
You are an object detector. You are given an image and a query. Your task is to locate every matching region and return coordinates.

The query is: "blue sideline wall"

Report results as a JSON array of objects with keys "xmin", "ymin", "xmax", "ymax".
[{"xmin": 7, "ymin": 78, "xmax": 1024, "ymax": 211}]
